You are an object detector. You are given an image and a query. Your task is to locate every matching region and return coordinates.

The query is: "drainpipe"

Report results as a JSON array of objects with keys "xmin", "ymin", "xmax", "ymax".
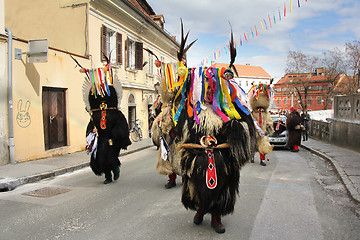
[{"xmin": 5, "ymin": 27, "xmax": 15, "ymax": 164}]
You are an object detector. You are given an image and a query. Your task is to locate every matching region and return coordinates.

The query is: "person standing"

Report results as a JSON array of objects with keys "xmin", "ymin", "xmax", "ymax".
[
  {"xmin": 148, "ymin": 109, "xmax": 155, "ymax": 137},
  {"xmin": 301, "ymin": 110, "xmax": 310, "ymax": 141},
  {"xmin": 286, "ymin": 107, "xmax": 302, "ymax": 152}
]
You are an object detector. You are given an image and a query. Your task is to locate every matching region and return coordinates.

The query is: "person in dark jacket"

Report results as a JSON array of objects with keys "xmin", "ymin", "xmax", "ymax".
[
  {"xmin": 286, "ymin": 107, "xmax": 302, "ymax": 152},
  {"xmin": 301, "ymin": 110, "xmax": 310, "ymax": 141}
]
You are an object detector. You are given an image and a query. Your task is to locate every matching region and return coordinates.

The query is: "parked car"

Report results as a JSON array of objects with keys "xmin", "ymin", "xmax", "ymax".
[{"xmin": 269, "ymin": 115, "xmax": 289, "ymax": 149}]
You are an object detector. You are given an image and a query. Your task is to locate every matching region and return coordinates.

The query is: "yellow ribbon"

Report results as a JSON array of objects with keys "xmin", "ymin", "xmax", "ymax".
[
  {"xmin": 172, "ymin": 69, "xmax": 189, "ymax": 126},
  {"xmin": 221, "ymin": 77, "xmax": 241, "ymax": 119},
  {"xmin": 95, "ymin": 69, "xmax": 104, "ymax": 97}
]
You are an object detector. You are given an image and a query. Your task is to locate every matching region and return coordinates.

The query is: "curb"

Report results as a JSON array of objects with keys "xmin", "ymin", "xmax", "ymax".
[
  {"xmin": 301, "ymin": 144, "xmax": 360, "ymax": 204},
  {"xmin": 0, "ymin": 144, "xmax": 154, "ymax": 192}
]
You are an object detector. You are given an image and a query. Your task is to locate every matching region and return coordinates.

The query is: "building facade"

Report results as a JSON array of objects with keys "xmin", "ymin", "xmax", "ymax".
[
  {"xmin": 273, "ymin": 69, "xmax": 351, "ymax": 112},
  {"xmin": 211, "ymin": 63, "xmax": 273, "ymax": 93},
  {"xmin": 2, "ymin": 0, "xmax": 179, "ymax": 165}
]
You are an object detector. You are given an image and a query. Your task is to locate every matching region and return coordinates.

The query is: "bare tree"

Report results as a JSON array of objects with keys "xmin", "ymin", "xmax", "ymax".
[
  {"xmin": 321, "ymin": 48, "xmax": 347, "ymax": 109},
  {"xmin": 345, "ymin": 40, "xmax": 360, "ymax": 93},
  {"xmin": 285, "ymin": 50, "xmax": 318, "ymax": 110}
]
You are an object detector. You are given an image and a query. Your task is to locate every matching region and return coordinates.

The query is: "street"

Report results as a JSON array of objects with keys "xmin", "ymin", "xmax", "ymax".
[{"xmin": 0, "ymin": 146, "xmax": 359, "ymax": 240}]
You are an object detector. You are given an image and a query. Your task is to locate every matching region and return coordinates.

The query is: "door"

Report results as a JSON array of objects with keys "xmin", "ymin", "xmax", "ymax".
[
  {"xmin": 42, "ymin": 87, "xmax": 67, "ymax": 150},
  {"xmin": 128, "ymin": 93, "xmax": 136, "ymax": 129}
]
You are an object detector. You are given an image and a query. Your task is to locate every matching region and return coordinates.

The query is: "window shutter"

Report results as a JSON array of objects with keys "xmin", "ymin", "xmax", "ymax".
[
  {"xmin": 101, "ymin": 25, "xmax": 107, "ymax": 61},
  {"xmin": 116, "ymin": 33, "xmax": 122, "ymax": 65},
  {"xmin": 126, "ymin": 37, "xmax": 129, "ymax": 68},
  {"xmin": 135, "ymin": 42, "xmax": 143, "ymax": 70}
]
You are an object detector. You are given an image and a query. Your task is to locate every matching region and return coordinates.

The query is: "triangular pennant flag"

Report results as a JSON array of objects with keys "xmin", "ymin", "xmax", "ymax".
[{"xmin": 268, "ymin": 15, "xmax": 272, "ymax": 28}]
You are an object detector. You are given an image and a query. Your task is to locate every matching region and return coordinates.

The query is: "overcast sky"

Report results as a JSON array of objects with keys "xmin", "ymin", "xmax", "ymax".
[{"xmin": 146, "ymin": 0, "xmax": 360, "ymax": 80}]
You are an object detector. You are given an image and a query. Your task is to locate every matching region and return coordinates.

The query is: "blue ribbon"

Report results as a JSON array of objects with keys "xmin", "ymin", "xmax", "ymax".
[{"xmin": 173, "ymin": 69, "xmax": 189, "ymax": 122}]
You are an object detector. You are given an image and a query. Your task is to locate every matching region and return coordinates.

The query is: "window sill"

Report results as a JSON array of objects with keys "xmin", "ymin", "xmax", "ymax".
[
  {"xmin": 126, "ymin": 68, "xmax": 138, "ymax": 73},
  {"xmin": 146, "ymin": 73, "xmax": 154, "ymax": 78},
  {"xmin": 101, "ymin": 61, "xmax": 121, "ymax": 69}
]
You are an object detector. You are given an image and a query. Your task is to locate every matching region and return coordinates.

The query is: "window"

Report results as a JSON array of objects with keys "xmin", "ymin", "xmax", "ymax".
[
  {"xmin": 284, "ymin": 98, "xmax": 287, "ymax": 105},
  {"xmin": 317, "ymin": 97, "xmax": 322, "ymax": 105},
  {"xmin": 277, "ymin": 99, "xmax": 281, "ymax": 105},
  {"xmin": 126, "ymin": 37, "xmax": 143, "ymax": 71},
  {"xmin": 101, "ymin": 25, "xmax": 122, "ymax": 65}
]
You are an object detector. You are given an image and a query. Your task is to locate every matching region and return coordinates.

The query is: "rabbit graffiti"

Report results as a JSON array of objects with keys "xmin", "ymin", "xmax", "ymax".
[{"xmin": 16, "ymin": 99, "xmax": 31, "ymax": 128}]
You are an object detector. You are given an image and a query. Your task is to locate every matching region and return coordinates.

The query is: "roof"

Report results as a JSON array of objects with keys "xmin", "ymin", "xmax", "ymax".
[
  {"xmin": 128, "ymin": 0, "xmax": 155, "ymax": 18},
  {"xmin": 211, "ymin": 63, "xmax": 272, "ymax": 79},
  {"xmin": 275, "ymin": 73, "xmax": 351, "ymax": 94},
  {"xmin": 276, "ymin": 73, "xmax": 348, "ymax": 85}
]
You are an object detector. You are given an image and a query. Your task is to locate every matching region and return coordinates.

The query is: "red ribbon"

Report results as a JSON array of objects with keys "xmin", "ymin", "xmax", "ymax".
[
  {"xmin": 258, "ymin": 112, "xmax": 262, "ymax": 127},
  {"xmin": 100, "ymin": 110, "xmax": 106, "ymax": 129},
  {"xmin": 206, "ymin": 150, "xmax": 217, "ymax": 189}
]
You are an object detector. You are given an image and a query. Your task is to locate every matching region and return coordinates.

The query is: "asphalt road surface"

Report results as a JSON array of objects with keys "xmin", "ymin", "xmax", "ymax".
[{"xmin": 0, "ymin": 146, "xmax": 359, "ymax": 240}]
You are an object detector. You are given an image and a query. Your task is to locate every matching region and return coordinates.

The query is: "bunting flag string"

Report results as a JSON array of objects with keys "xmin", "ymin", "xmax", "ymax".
[{"xmin": 199, "ymin": 0, "xmax": 309, "ymax": 66}]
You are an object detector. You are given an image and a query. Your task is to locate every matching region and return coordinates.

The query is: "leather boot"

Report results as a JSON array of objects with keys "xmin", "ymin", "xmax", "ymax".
[
  {"xmin": 193, "ymin": 209, "xmax": 204, "ymax": 225},
  {"xmin": 260, "ymin": 153, "xmax": 266, "ymax": 166},
  {"xmin": 165, "ymin": 173, "xmax": 176, "ymax": 189},
  {"xmin": 113, "ymin": 167, "xmax": 120, "ymax": 181},
  {"xmin": 104, "ymin": 172, "xmax": 112, "ymax": 184},
  {"xmin": 211, "ymin": 214, "xmax": 225, "ymax": 233}
]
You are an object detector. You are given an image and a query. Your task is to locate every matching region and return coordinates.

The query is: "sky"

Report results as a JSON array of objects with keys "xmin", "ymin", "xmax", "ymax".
[{"xmin": 146, "ymin": 0, "xmax": 360, "ymax": 81}]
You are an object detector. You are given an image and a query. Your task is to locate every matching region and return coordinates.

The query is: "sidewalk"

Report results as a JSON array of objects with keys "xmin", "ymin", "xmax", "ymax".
[
  {"xmin": 301, "ymin": 138, "xmax": 360, "ymax": 203},
  {"xmin": 0, "ymin": 138, "xmax": 154, "ymax": 191}
]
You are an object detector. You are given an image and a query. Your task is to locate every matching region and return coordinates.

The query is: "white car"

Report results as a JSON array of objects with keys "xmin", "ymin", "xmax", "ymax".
[{"xmin": 269, "ymin": 115, "xmax": 289, "ymax": 149}]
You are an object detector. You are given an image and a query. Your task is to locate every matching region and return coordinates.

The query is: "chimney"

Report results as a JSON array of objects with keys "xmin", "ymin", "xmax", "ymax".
[
  {"xmin": 316, "ymin": 68, "xmax": 324, "ymax": 75},
  {"xmin": 151, "ymin": 14, "xmax": 165, "ymax": 30}
]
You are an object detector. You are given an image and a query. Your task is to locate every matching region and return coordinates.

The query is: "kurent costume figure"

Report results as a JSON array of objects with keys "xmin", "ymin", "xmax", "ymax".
[
  {"xmin": 73, "ymin": 56, "xmax": 131, "ymax": 184},
  {"xmin": 151, "ymin": 25, "xmax": 256, "ymax": 233},
  {"xmin": 286, "ymin": 107, "xmax": 302, "ymax": 152},
  {"xmin": 248, "ymin": 84, "xmax": 274, "ymax": 166},
  {"xmin": 146, "ymin": 48, "xmax": 186, "ymax": 189},
  {"xmin": 151, "ymin": 89, "xmax": 180, "ymax": 188}
]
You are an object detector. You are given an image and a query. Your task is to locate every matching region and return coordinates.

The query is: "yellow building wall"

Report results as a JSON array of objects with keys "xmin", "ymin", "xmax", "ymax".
[
  {"xmin": 5, "ymin": 0, "xmax": 88, "ymax": 56},
  {"xmin": 4, "ymin": 0, "xmax": 179, "ymax": 163},
  {"xmin": 11, "ymin": 40, "xmax": 89, "ymax": 162},
  {"xmin": 87, "ymin": 13, "xmax": 152, "ymax": 137}
]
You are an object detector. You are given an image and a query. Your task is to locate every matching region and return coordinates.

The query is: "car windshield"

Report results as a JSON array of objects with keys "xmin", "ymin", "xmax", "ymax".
[{"xmin": 271, "ymin": 115, "xmax": 287, "ymax": 123}]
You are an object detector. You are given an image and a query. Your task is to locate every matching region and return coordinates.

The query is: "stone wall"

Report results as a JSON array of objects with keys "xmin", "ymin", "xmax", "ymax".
[{"xmin": 310, "ymin": 94, "xmax": 360, "ymax": 153}]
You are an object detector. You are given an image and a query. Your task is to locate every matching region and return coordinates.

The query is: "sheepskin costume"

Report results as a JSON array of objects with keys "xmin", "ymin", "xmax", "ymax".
[
  {"xmin": 151, "ymin": 90, "xmax": 183, "ymax": 177},
  {"xmin": 176, "ymin": 104, "xmax": 255, "ymax": 215},
  {"xmin": 248, "ymin": 84, "xmax": 274, "ymax": 166},
  {"xmin": 83, "ymin": 67, "xmax": 131, "ymax": 183},
  {"xmin": 170, "ymin": 65, "xmax": 257, "ymax": 232}
]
